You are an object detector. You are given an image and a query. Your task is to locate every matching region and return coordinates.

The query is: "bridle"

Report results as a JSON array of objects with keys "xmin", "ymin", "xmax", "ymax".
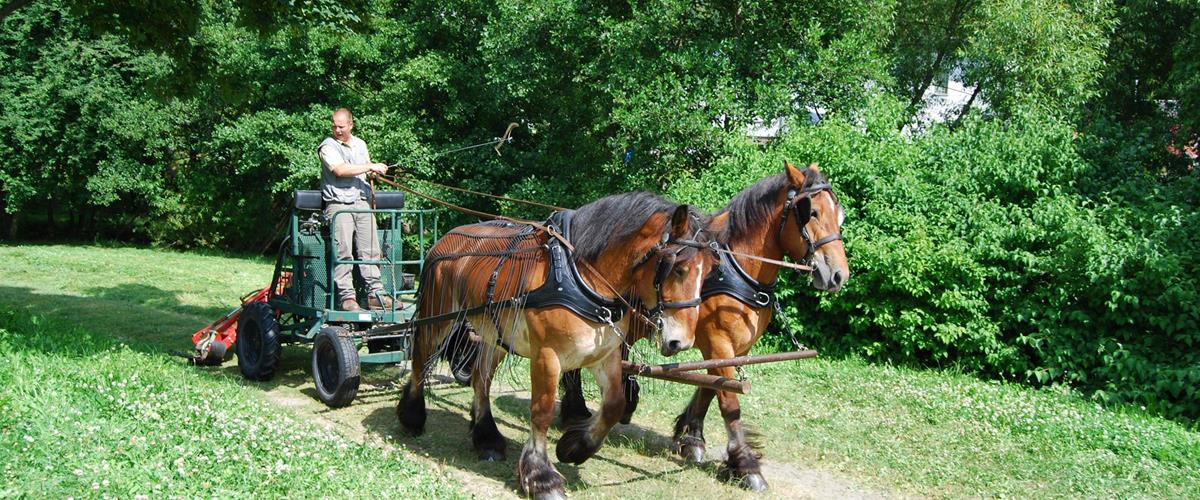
[
  {"xmin": 634, "ymin": 222, "xmax": 711, "ymax": 329},
  {"xmin": 780, "ymin": 181, "xmax": 843, "ymax": 267}
]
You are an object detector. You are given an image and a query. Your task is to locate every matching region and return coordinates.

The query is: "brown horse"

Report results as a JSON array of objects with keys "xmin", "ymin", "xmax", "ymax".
[
  {"xmin": 395, "ymin": 192, "xmax": 715, "ymax": 499},
  {"xmin": 559, "ymin": 162, "xmax": 849, "ymax": 491}
]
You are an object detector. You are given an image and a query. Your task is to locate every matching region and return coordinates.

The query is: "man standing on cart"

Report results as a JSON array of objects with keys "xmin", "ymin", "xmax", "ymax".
[{"xmin": 318, "ymin": 107, "xmax": 394, "ymax": 311}]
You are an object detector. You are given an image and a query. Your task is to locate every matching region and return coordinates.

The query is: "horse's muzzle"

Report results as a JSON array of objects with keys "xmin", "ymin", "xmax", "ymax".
[
  {"xmin": 658, "ymin": 316, "xmax": 693, "ymax": 356},
  {"xmin": 812, "ymin": 259, "xmax": 848, "ymax": 292}
]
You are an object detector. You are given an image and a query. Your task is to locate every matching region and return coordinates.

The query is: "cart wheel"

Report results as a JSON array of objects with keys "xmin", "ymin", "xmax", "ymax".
[
  {"xmin": 449, "ymin": 340, "xmax": 477, "ymax": 386},
  {"xmin": 236, "ymin": 302, "xmax": 282, "ymax": 381},
  {"xmin": 312, "ymin": 327, "xmax": 360, "ymax": 408}
]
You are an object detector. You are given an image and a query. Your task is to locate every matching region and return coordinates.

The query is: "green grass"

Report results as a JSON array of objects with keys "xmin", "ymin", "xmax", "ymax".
[
  {"xmin": 1, "ymin": 243, "xmax": 1198, "ymax": 498},
  {"xmin": 727, "ymin": 360, "xmax": 1198, "ymax": 497},
  {"xmin": 0, "ymin": 309, "xmax": 462, "ymax": 498}
]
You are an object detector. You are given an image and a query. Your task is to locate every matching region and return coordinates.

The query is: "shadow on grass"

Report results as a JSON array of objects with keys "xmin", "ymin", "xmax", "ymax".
[
  {"xmin": 0, "ymin": 284, "xmax": 227, "ymax": 355},
  {"xmin": 360, "ymin": 386, "xmax": 528, "ymax": 492}
]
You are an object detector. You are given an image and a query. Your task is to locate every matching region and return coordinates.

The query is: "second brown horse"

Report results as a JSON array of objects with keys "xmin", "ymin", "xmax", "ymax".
[{"xmin": 560, "ymin": 162, "xmax": 849, "ymax": 491}]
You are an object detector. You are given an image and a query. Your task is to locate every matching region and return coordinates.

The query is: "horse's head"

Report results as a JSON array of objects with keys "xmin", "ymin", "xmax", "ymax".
[
  {"xmin": 628, "ymin": 204, "xmax": 715, "ymax": 356},
  {"xmin": 779, "ymin": 161, "xmax": 849, "ymax": 292}
]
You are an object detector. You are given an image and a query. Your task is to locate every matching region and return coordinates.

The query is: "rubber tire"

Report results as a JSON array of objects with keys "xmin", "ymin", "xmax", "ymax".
[
  {"xmin": 449, "ymin": 341, "xmax": 477, "ymax": 386},
  {"xmin": 236, "ymin": 302, "xmax": 282, "ymax": 381},
  {"xmin": 311, "ymin": 326, "xmax": 360, "ymax": 408}
]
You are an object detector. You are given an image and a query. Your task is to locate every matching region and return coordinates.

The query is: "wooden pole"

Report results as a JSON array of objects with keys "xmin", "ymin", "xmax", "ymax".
[
  {"xmin": 623, "ymin": 368, "xmax": 751, "ymax": 395},
  {"xmin": 622, "ymin": 350, "xmax": 818, "ymax": 376}
]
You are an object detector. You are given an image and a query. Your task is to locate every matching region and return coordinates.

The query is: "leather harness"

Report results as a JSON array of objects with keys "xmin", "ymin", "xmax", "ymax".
[
  {"xmin": 701, "ymin": 246, "xmax": 777, "ymax": 308},
  {"xmin": 701, "ymin": 178, "xmax": 843, "ymax": 309},
  {"xmin": 523, "ymin": 211, "xmax": 626, "ymax": 324}
]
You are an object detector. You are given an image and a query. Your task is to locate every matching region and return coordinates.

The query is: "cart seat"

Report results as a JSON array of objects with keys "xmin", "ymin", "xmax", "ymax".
[
  {"xmin": 293, "ymin": 190, "xmax": 404, "ymax": 210},
  {"xmin": 294, "ymin": 190, "xmax": 323, "ymax": 210},
  {"xmin": 374, "ymin": 192, "xmax": 405, "ymax": 209}
]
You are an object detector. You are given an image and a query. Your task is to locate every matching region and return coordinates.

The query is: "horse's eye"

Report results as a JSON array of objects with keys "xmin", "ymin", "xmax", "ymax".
[
  {"xmin": 673, "ymin": 265, "xmax": 688, "ymax": 277},
  {"xmin": 811, "ymin": 210, "xmax": 820, "ymax": 219}
]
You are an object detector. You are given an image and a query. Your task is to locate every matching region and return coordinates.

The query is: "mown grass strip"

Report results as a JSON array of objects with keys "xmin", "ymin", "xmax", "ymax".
[{"xmin": 0, "ymin": 309, "xmax": 462, "ymax": 498}]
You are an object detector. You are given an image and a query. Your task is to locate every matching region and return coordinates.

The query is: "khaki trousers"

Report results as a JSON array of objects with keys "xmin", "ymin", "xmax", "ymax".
[{"xmin": 324, "ymin": 200, "xmax": 383, "ymax": 302}]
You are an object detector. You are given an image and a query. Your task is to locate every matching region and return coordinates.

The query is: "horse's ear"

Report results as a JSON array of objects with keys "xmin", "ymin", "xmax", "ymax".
[
  {"xmin": 708, "ymin": 211, "xmax": 731, "ymax": 234},
  {"xmin": 669, "ymin": 205, "xmax": 691, "ymax": 239},
  {"xmin": 786, "ymin": 161, "xmax": 807, "ymax": 186}
]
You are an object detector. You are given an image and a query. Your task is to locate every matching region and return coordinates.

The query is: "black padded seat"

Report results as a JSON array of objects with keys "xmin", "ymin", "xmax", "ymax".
[
  {"xmin": 294, "ymin": 190, "xmax": 323, "ymax": 210},
  {"xmin": 374, "ymin": 192, "xmax": 405, "ymax": 209}
]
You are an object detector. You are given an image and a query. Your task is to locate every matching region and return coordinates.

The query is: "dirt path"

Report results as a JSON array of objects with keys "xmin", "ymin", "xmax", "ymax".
[{"xmin": 241, "ymin": 347, "xmax": 891, "ymax": 499}]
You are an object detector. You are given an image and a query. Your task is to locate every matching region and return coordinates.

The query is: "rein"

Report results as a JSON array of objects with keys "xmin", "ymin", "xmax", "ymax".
[
  {"xmin": 374, "ymin": 173, "xmax": 689, "ymax": 332},
  {"xmin": 371, "ymin": 167, "xmax": 828, "ymax": 340}
]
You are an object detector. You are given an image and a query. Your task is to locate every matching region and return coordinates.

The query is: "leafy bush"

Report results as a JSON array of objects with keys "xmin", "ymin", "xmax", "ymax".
[{"xmin": 671, "ymin": 99, "xmax": 1200, "ymax": 421}]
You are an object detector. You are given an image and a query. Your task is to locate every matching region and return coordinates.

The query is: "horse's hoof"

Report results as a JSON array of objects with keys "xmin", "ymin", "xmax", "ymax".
[
  {"xmin": 478, "ymin": 449, "xmax": 506, "ymax": 462},
  {"xmin": 396, "ymin": 386, "xmax": 426, "ymax": 436},
  {"xmin": 679, "ymin": 443, "xmax": 706, "ymax": 463},
  {"xmin": 741, "ymin": 473, "xmax": 769, "ymax": 492},
  {"xmin": 556, "ymin": 424, "xmax": 602, "ymax": 465}
]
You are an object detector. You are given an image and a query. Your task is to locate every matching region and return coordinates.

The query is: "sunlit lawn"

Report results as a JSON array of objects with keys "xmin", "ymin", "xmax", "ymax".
[{"xmin": 1, "ymin": 243, "xmax": 1198, "ymax": 498}]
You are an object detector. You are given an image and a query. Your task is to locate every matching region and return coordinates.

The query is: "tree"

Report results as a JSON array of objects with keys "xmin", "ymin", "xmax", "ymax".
[
  {"xmin": 887, "ymin": 0, "xmax": 980, "ymax": 110},
  {"xmin": 956, "ymin": 0, "xmax": 1113, "ymax": 120}
]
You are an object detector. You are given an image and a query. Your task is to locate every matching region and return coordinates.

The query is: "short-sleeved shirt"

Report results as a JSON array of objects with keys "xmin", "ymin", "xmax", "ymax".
[{"xmin": 318, "ymin": 136, "xmax": 373, "ymax": 204}]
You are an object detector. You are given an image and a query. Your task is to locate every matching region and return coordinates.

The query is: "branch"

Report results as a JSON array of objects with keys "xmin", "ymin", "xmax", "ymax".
[
  {"xmin": 0, "ymin": 0, "xmax": 35, "ymax": 22},
  {"xmin": 907, "ymin": 0, "xmax": 976, "ymax": 108},
  {"xmin": 951, "ymin": 85, "xmax": 982, "ymax": 130}
]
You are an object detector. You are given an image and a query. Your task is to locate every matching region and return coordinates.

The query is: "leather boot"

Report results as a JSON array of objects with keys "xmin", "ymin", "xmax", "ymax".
[{"xmin": 367, "ymin": 293, "xmax": 394, "ymax": 310}]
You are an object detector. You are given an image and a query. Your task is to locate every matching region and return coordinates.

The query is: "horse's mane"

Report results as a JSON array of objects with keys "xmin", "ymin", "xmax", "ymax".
[
  {"xmin": 569, "ymin": 191, "xmax": 688, "ymax": 264},
  {"xmin": 718, "ymin": 168, "xmax": 826, "ymax": 242}
]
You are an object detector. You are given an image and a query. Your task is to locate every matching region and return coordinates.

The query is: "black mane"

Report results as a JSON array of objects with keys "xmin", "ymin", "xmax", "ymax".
[
  {"xmin": 719, "ymin": 168, "xmax": 826, "ymax": 241},
  {"xmin": 569, "ymin": 191, "xmax": 690, "ymax": 264}
]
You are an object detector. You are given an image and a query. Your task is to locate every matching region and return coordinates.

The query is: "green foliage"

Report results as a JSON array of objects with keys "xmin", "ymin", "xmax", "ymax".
[
  {"xmin": 673, "ymin": 98, "xmax": 1200, "ymax": 421},
  {"xmin": 958, "ymin": 0, "xmax": 1114, "ymax": 118},
  {"xmin": 0, "ymin": 0, "xmax": 1196, "ymax": 422}
]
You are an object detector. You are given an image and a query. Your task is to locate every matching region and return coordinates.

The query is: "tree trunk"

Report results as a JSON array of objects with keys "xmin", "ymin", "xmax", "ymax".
[
  {"xmin": 6, "ymin": 212, "xmax": 18, "ymax": 240},
  {"xmin": 906, "ymin": 0, "xmax": 977, "ymax": 110},
  {"xmin": 0, "ymin": 0, "xmax": 34, "ymax": 23},
  {"xmin": 951, "ymin": 85, "xmax": 982, "ymax": 130},
  {"xmin": 46, "ymin": 199, "xmax": 56, "ymax": 239}
]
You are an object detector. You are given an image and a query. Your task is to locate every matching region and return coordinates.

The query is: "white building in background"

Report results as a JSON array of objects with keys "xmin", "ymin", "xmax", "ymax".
[
  {"xmin": 743, "ymin": 107, "xmax": 823, "ymax": 145},
  {"xmin": 741, "ymin": 68, "xmax": 981, "ymax": 142},
  {"xmin": 910, "ymin": 66, "xmax": 983, "ymax": 131}
]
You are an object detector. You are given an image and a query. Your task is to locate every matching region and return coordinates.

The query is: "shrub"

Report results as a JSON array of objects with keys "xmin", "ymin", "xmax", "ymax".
[{"xmin": 670, "ymin": 101, "xmax": 1200, "ymax": 421}]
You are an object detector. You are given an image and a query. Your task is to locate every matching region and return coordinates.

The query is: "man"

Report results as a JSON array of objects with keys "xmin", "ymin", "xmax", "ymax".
[{"xmin": 318, "ymin": 107, "xmax": 393, "ymax": 311}]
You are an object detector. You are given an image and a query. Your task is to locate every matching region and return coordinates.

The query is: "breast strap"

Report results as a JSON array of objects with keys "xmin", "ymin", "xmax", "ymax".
[
  {"xmin": 701, "ymin": 244, "xmax": 776, "ymax": 308},
  {"xmin": 524, "ymin": 210, "xmax": 626, "ymax": 323}
]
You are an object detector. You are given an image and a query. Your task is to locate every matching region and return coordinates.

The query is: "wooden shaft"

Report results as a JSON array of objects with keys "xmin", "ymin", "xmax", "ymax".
[
  {"xmin": 623, "ymin": 349, "xmax": 818, "ymax": 376},
  {"xmin": 622, "ymin": 368, "xmax": 750, "ymax": 395}
]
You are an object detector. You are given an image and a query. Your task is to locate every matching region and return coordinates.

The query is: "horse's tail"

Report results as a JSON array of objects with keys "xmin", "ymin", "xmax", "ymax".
[
  {"xmin": 409, "ymin": 236, "xmax": 466, "ymax": 385},
  {"xmin": 409, "ymin": 221, "xmax": 548, "ymax": 383}
]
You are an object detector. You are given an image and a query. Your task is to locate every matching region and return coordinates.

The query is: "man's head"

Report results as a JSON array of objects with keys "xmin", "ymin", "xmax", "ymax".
[{"xmin": 331, "ymin": 108, "xmax": 354, "ymax": 143}]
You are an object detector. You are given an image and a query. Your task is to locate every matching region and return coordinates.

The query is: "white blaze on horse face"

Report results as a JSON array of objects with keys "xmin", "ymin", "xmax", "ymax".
[{"xmin": 659, "ymin": 314, "xmax": 689, "ymax": 356}]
